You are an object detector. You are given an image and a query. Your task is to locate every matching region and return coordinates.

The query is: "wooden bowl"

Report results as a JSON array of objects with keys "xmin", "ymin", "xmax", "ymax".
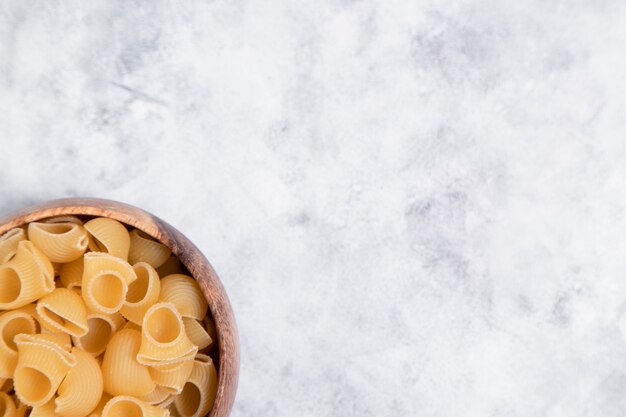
[{"xmin": 0, "ymin": 198, "xmax": 239, "ymax": 417}]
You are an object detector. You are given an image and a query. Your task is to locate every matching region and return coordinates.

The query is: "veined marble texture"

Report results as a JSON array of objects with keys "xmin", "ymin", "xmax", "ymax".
[{"xmin": 1, "ymin": 0, "xmax": 626, "ymax": 415}]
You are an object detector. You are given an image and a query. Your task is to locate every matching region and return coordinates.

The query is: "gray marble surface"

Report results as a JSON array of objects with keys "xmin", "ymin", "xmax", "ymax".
[{"xmin": 1, "ymin": 0, "xmax": 626, "ymax": 415}]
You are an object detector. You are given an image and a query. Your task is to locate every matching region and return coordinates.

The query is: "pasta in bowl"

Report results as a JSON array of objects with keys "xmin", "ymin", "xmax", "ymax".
[{"xmin": 0, "ymin": 198, "xmax": 239, "ymax": 417}]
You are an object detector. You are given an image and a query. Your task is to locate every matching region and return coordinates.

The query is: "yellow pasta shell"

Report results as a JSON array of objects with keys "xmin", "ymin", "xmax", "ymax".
[
  {"xmin": 120, "ymin": 263, "xmax": 160, "ymax": 325},
  {"xmin": 0, "ymin": 310, "xmax": 37, "ymax": 378},
  {"xmin": 84, "ymin": 218, "xmax": 130, "ymax": 261},
  {"xmin": 158, "ymin": 275, "xmax": 207, "ymax": 321},
  {"xmin": 55, "ymin": 347, "xmax": 104, "ymax": 417},
  {"xmin": 36, "ymin": 288, "xmax": 89, "ymax": 337},
  {"xmin": 0, "ymin": 241, "xmax": 54, "ymax": 310},
  {"xmin": 182, "ymin": 318, "xmax": 212, "ymax": 351},
  {"xmin": 0, "ymin": 228, "xmax": 26, "ymax": 265},
  {"xmin": 174, "ymin": 355, "xmax": 218, "ymax": 417},
  {"xmin": 101, "ymin": 329, "xmax": 155, "ymax": 397},
  {"xmin": 128, "ymin": 230, "xmax": 171, "ymax": 269},
  {"xmin": 137, "ymin": 303, "xmax": 197, "ymax": 367},
  {"xmin": 82, "ymin": 253, "xmax": 137, "ymax": 314},
  {"xmin": 14, "ymin": 334, "xmax": 77, "ymax": 407},
  {"xmin": 28, "ymin": 222, "xmax": 89, "ymax": 263}
]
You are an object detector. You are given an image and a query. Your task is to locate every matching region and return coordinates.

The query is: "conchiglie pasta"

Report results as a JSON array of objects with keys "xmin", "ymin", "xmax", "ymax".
[
  {"xmin": 0, "ymin": 228, "xmax": 26, "ymax": 265},
  {"xmin": 102, "ymin": 396, "xmax": 168, "ymax": 417},
  {"xmin": 72, "ymin": 312, "xmax": 125, "ymax": 357},
  {"xmin": 174, "ymin": 355, "xmax": 218, "ymax": 417},
  {"xmin": 55, "ymin": 347, "xmax": 103, "ymax": 417},
  {"xmin": 0, "ymin": 241, "xmax": 54, "ymax": 310},
  {"xmin": 84, "ymin": 218, "xmax": 130, "ymax": 261},
  {"xmin": 59, "ymin": 258, "xmax": 83, "ymax": 290},
  {"xmin": 148, "ymin": 359, "xmax": 193, "ymax": 396},
  {"xmin": 82, "ymin": 253, "xmax": 137, "ymax": 314},
  {"xmin": 182, "ymin": 318, "xmax": 212, "ymax": 351},
  {"xmin": 36, "ymin": 289, "xmax": 88, "ymax": 337},
  {"xmin": 137, "ymin": 303, "xmax": 197, "ymax": 367},
  {"xmin": 13, "ymin": 334, "xmax": 77, "ymax": 407},
  {"xmin": 159, "ymin": 275, "xmax": 207, "ymax": 321},
  {"xmin": 101, "ymin": 329, "xmax": 155, "ymax": 397},
  {"xmin": 120, "ymin": 263, "xmax": 160, "ymax": 325},
  {"xmin": 27, "ymin": 222, "xmax": 88, "ymax": 263},
  {"xmin": 0, "ymin": 310, "xmax": 37, "ymax": 378},
  {"xmin": 128, "ymin": 231, "xmax": 171, "ymax": 269}
]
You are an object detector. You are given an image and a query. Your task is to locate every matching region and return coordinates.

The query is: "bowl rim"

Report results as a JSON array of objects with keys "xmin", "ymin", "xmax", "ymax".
[{"xmin": 0, "ymin": 198, "xmax": 239, "ymax": 417}]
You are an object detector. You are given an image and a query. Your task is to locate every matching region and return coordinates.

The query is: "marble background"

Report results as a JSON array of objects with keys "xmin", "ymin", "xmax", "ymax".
[{"xmin": 1, "ymin": 0, "xmax": 626, "ymax": 415}]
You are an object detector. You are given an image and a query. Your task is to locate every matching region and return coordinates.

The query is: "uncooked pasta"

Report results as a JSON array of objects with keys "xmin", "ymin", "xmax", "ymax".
[{"xmin": 0, "ymin": 217, "xmax": 218, "ymax": 417}]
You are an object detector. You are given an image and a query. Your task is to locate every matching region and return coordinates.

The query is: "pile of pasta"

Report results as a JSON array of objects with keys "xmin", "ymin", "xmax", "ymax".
[{"xmin": 0, "ymin": 216, "xmax": 218, "ymax": 417}]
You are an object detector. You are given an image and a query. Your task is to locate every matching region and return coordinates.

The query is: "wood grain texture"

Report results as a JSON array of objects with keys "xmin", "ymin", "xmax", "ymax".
[{"xmin": 0, "ymin": 198, "xmax": 239, "ymax": 417}]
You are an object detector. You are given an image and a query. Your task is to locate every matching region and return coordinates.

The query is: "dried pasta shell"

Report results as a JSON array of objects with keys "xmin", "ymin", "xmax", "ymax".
[
  {"xmin": 84, "ymin": 218, "xmax": 130, "ymax": 261},
  {"xmin": 82, "ymin": 253, "xmax": 137, "ymax": 314},
  {"xmin": 128, "ymin": 230, "xmax": 171, "ymax": 269},
  {"xmin": 159, "ymin": 275, "xmax": 207, "ymax": 321},
  {"xmin": 182, "ymin": 318, "xmax": 212, "ymax": 351},
  {"xmin": 55, "ymin": 347, "xmax": 104, "ymax": 417},
  {"xmin": 137, "ymin": 303, "xmax": 197, "ymax": 367},
  {"xmin": 28, "ymin": 222, "xmax": 88, "ymax": 263},
  {"xmin": 36, "ymin": 288, "xmax": 89, "ymax": 337},
  {"xmin": 13, "ymin": 334, "xmax": 77, "ymax": 407},
  {"xmin": 0, "ymin": 241, "xmax": 54, "ymax": 310},
  {"xmin": 0, "ymin": 310, "xmax": 38, "ymax": 378},
  {"xmin": 101, "ymin": 329, "xmax": 155, "ymax": 397},
  {"xmin": 120, "ymin": 263, "xmax": 160, "ymax": 325},
  {"xmin": 174, "ymin": 355, "xmax": 218, "ymax": 417}
]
